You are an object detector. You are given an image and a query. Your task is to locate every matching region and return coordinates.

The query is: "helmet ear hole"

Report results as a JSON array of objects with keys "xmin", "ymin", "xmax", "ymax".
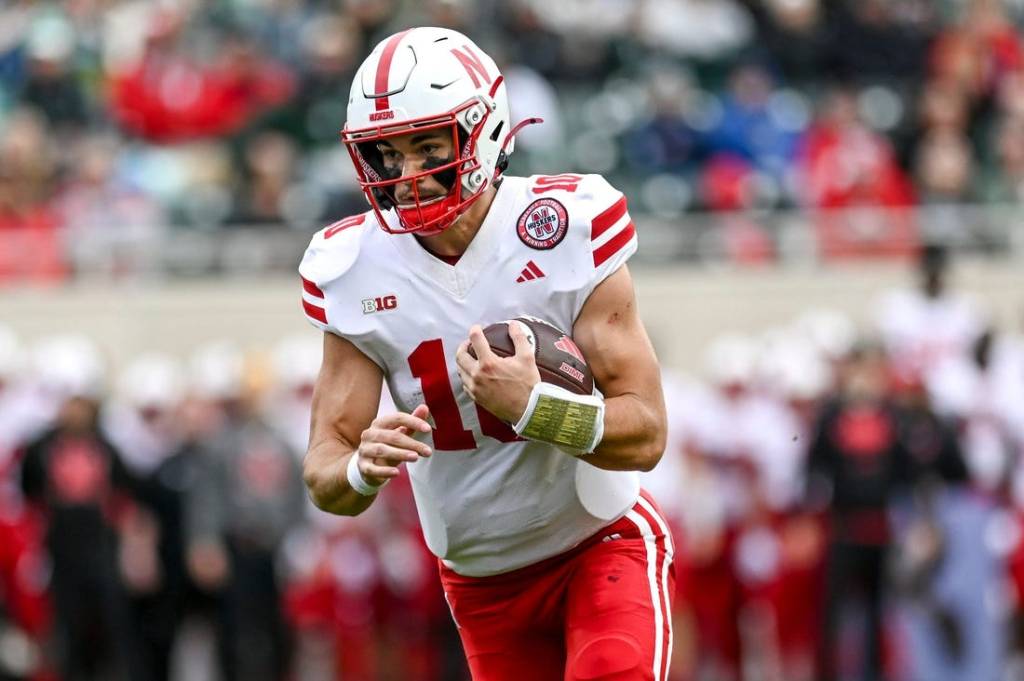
[{"xmin": 489, "ymin": 121, "xmax": 504, "ymax": 143}]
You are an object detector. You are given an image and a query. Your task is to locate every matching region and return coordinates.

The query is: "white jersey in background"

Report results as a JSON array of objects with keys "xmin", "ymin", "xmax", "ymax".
[
  {"xmin": 876, "ymin": 288, "xmax": 984, "ymax": 382},
  {"xmin": 299, "ymin": 173, "xmax": 641, "ymax": 577}
]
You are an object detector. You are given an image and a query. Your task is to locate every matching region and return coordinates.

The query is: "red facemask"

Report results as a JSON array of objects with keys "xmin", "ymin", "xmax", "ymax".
[{"xmin": 342, "ymin": 101, "xmax": 491, "ymax": 235}]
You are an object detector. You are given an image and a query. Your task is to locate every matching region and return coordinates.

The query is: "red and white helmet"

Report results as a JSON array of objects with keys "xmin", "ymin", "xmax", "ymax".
[{"xmin": 343, "ymin": 27, "xmax": 528, "ymax": 235}]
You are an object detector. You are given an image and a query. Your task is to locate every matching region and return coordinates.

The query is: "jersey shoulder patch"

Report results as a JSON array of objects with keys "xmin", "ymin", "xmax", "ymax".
[
  {"xmin": 298, "ymin": 212, "xmax": 371, "ymax": 328},
  {"xmin": 522, "ymin": 174, "xmax": 634, "ymax": 269},
  {"xmin": 299, "ymin": 213, "xmax": 370, "ymax": 286}
]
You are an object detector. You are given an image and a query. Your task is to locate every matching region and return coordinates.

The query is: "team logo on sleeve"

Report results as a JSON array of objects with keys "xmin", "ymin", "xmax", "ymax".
[{"xmin": 517, "ymin": 198, "xmax": 568, "ymax": 250}]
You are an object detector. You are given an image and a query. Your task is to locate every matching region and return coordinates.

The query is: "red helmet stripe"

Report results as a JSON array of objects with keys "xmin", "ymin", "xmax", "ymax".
[
  {"xmin": 374, "ymin": 29, "xmax": 412, "ymax": 111},
  {"xmin": 488, "ymin": 75, "xmax": 504, "ymax": 98}
]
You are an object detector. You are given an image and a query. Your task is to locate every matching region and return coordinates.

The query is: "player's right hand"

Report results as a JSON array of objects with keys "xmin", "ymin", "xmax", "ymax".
[{"xmin": 355, "ymin": 404, "xmax": 433, "ymax": 486}]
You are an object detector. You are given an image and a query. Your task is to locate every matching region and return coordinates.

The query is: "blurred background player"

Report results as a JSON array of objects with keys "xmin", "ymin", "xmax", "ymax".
[
  {"xmin": 185, "ymin": 342, "xmax": 306, "ymax": 681},
  {"xmin": 18, "ymin": 336, "xmax": 147, "ymax": 681}
]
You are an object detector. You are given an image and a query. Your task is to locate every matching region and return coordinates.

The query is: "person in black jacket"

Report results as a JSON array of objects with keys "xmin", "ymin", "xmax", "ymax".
[
  {"xmin": 807, "ymin": 342, "xmax": 905, "ymax": 681},
  {"xmin": 20, "ymin": 392, "xmax": 147, "ymax": 681}
]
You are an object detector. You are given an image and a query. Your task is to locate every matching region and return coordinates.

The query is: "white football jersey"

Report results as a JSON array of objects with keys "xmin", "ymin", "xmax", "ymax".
[
  {"xmin": 299, "ymin": 173, "xmax": 641, "ymax": 576},
  {"xmin": 876, "ymin": 288, "xmax": 983, "ymax": 382}
]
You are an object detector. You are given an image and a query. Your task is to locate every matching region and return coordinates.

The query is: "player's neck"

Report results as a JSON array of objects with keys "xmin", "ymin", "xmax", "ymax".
[{"xmin": 415, "ymin": 185, "xmax": 497, "ymax": 257}]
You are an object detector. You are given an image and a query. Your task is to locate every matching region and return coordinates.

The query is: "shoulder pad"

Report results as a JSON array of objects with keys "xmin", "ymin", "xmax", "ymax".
[
  {"xmin": 574, "ymin": 173, "xmax": 624, "ymax": 206},
  {"xmin": 523, "ymin": 173, "xmax": 628, "ymax": 228},
  {"xmin": 569, "ymin": 174, "xmax": 628, "ymax": 232},
  {"xmin": 555, "ymin": 174, "xmax": 633, "ymax": 270},
  {"xmin": 298, "ymin": 213, "xmax": 371, "ymax": 330},
  {"xmin": 298, "ymin": 213, "xmax": 371, "ymax": 290}
]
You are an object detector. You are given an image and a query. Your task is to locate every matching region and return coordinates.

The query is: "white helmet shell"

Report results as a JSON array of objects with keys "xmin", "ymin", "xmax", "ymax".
[
  {"xmin": 794, "ymin": 309, "xmax": 857, "ymax": 362},
  {"xmin": 119, "ymin": 353, "xmax": 185, "ymax": 410},
  {"xmin": 189, "ymin": 341, "xmax": 245, "ymax": 401},
  {"xmin": 272, "ymin": 334, "xmax": 322, "ymax": 390},
  {"xmin": 344, "ymin": 27, "xmax": 512, "ymax": 231},
  {"xmin": 33, "ymin": 334, "xmax": 106, "ymax": 400},
  {"xmin": 705, "ymin": 334, "xmax": 759, "ymax": 388}
]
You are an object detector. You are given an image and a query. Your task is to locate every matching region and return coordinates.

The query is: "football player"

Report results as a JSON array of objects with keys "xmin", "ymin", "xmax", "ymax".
[{"xmin": 300, "ymin": 28, "xmax": 673, "ymax": 680}]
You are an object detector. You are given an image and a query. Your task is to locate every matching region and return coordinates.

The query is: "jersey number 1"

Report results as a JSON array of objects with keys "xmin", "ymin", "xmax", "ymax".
[{"xmin": 408, "ymin": 339, "xmax": 522, "ymax": 450}]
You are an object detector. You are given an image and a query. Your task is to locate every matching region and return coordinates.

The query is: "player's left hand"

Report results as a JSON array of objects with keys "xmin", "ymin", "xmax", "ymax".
[{"xmin": 455, "ymin": 322, "xmax": 540, "ymax": 423}]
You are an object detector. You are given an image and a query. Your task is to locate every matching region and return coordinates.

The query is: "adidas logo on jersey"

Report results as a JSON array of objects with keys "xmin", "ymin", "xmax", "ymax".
[{"xmin": 516, "ymin": 261, "xmax": 545, "ymax": 283}]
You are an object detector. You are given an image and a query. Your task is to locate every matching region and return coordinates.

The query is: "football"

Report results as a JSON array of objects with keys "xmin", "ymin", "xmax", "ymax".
[{"xmin": 471, "ymin": 316, "xmax": 594, "ymax": 395}]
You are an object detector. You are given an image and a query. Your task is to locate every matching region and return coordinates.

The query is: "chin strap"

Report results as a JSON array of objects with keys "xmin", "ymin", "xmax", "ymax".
[
  {"xmin": 503, "ymin": 117, "xmax": 545, "ymax": 150},
  {"xmin": 495, "ymin": 117, "xmax": 544, "ymax": 178}
]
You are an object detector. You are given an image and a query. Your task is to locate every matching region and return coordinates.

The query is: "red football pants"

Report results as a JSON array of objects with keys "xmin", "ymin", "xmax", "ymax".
[{"xmin": 440, "ymin": 491, "xmax": 675, "ymax": 681}]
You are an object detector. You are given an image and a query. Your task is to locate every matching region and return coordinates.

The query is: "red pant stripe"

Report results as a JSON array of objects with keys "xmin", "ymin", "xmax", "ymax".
[{"xmin": 623, "ymin": 506, "xmax": 668, "ymax": 681}]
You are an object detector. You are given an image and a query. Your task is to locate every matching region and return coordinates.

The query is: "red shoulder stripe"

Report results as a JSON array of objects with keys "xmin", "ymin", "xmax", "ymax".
[
  {"xmin": 591, "ymin": 196, "xmax": 628, "ymax": 241},
  {"xmin": 302, "ymin": 299, "xmax": 327, "ymax": 324},
  {"xmin": 593, "ymin": 222, "xmax": 635, "ymax": 268},
  {"xmin": 301, "ymin": 276, "xmax": 324, "ymax": 298}
]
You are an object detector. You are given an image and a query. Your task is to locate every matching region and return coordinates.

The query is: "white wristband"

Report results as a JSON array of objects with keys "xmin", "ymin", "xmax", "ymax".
[
  {"xmin": 346, "ymin": 454, "xmax": 388, "ymax": 496},
  {"xmin": 513, "ymin": 382, "xmax": 605, "ymax": 455}
]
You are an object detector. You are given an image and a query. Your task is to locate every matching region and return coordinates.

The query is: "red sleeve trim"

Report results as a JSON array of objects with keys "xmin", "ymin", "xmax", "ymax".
[
  {"xmin": 302, "ymin": 299, "xmax": 328, "ymax": 324},
  {"xmin": 301, "ymin": 276, "xmax": 324, "ymax": 298},
  {"xmin": 593, "ymin": 222, "xmax": 636, "ymax": 268},
  {"xmin": 591, "ymin": 196, "xmax": 628, "ymax": 241}
]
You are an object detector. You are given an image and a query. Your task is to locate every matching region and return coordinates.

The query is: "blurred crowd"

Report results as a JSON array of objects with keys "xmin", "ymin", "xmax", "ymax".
[
  {"xmin": 5, "ymin": 0, "xmax": 1024, "ymax": 280},
  {"xmin": 648, "ymin": 244, "xmax": 1024, "ymax": 681},
  {"xmin": 0, "ymin": 329, "xmax": 465, "ymax": 681},
  {"xmin": 2, "ymin": 241, "xmax": 1024, "ymax": 681},
  {"xmin": 3, "ymin": 0, "xmax": 1024, "ymax": 679}
]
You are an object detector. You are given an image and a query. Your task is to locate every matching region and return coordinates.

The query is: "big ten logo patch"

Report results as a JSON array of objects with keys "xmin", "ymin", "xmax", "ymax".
[
  {"xmin": 517, "ymin": 198, "xmax": 568, "ymax": 250},
  {"xmin": 362, "ymin": 294, "xmax": 398, "ymax": 314}
]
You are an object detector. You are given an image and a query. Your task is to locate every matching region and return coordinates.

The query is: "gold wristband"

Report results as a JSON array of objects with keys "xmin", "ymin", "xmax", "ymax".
[{"xmin": 513, "ymin": 383, "xmax": 605, "ymax": 453}]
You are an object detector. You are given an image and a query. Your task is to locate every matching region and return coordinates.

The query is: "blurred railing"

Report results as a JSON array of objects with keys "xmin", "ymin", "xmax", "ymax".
[
  {"xmin": 635, "ymin": 203, "xmax": 1024, "ymax": 265},
  {"xmin": 2, "ymin": 204, "xmax": 1023, "ymax": 283}
]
